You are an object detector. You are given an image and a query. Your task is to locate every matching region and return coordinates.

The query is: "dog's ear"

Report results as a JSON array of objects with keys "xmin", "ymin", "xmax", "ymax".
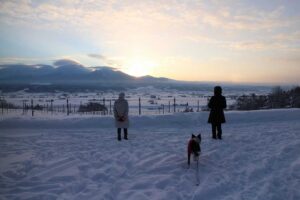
[
  {"xmin": 197, "ymin": 134, "xmax": 201, "ymax": 141},
  {"xmin": 191, "ymin": 134, "xmax": 196, "ymax": 138}
]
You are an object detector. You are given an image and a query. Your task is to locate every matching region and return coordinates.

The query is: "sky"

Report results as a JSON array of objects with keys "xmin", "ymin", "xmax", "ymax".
[{"xmin": 0, "ymin": 0, "xmax": 299, "ymax": 84}]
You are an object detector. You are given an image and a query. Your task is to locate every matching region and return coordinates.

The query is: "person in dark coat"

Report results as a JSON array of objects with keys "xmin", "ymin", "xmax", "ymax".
[
  {"xmin": 208, "ymin": 86, "xmax": 227, "ymax": 139},
  {"xmin": 113, "ymin": 92, "xmax": 129, "ymax": 141}
]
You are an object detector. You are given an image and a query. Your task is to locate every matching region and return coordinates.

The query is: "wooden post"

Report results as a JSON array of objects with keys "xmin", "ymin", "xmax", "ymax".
[
  {"xmin": 67, "ymin": 98, "xmax": 69, "ymax": 115},
  {"xmin": 162, "ymin": 104, "xmax": 164, "ymax": 114},
  {"xmin": 102, "ymin": 98, "xmax": 105, "ymax": 115},
  {"xmin": 22, "ymin": 100, "xmax": 25, "ymax": 115},
  {"xmin": 139, "ymin": 97, "xmax": 141, "ymax": 115},
  {"xmin": 109, "ymin": 99, "xmax": 112, "ymax": 115},
  {"xmin": 197, "ymin": 100, "xmax": 200, "ymax": 112},
  {"xmin": 51, "ymin": 99, "xmax": 53, "ymax": 114},
  {"xmin": 173, "ymin": 98, "xmax": 176, "ymax": 113},
  {"xmin": 80, "ymin": 101, "xmax": 82, "ymax": 115},
  {"xmin": 168, "ymin": 101, "xmax": 171, "ymax": 113},
  {"xmin": 31, "ymin": 99, "xmax": 34, "ymax": 116}
]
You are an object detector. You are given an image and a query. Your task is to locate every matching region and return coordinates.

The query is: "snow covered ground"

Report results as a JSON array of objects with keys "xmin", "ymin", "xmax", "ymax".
[{"xmin": 0, "ymin": 109, "xmax": 299, "ymax": 200}]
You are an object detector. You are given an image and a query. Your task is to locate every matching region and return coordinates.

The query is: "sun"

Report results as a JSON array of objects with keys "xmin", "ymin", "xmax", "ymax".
[{"xmin": 125, "ymin": 58, "xmax": 156, "ymax": 77}]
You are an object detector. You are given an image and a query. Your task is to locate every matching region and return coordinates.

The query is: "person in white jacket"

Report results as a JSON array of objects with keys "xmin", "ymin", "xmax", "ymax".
[{"xmin": 113, "ymin": 92, "xmax": 129, "ymax": 141}]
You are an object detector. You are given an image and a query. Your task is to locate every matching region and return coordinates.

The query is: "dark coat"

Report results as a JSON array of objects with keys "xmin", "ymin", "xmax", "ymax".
[{"xmin": 208, "ymin": 95, "xmax": 227, "ymax": 124}]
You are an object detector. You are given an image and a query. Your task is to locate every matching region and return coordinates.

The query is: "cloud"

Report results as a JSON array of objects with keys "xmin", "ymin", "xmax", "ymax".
[
  {"xmin": 53, "ymin": 59, "xmax": 83, "ymax": 67},
  {"xmin": 0, "ymin": 56, "xmax": 62, "ymax": 65},
  {"xmin": 0, "ymin": 1, "xmax": 298, "ymax": 54},
  {"xmin": 199, "ymin": 5, "xmax": 290, "ymax": 31},
  {"xmin": 227, "ymin": 41, "xmax": 276, "ymax": 51},
  {"xmin": 272, "ymin": 31, "xmax": 300, "ymax": 43},
  {"xmin": 88, "ymin": 54, "xmax": 106, "ymax": 60},
  {"xmin": 87, "ymin": 53, "xmax": 123, "ymax": 69},
  {"xmin": 90, "ymin": 66, "xmax": 119, "ymax": 71},
  {"xmin": 0, "ymin": 1, "xmax": 293, "ymax": 32}
]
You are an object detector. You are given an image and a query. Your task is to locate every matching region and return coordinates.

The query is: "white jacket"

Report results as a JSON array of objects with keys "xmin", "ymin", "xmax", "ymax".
[{"xmin": 113, "ymin": 97, "xmax": 129, "ymax": 128}]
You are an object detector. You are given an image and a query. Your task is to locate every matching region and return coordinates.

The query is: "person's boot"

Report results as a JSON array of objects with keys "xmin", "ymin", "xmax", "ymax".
[
  {"xmin": 212, "ymin": 133, "xmax": 217, "ymax": 139},
  {"xmin": 124, "ymin": 129, "xmax": 128, "ymax": 140},
  {"xmin": 118, "ymin": 132, "xmax": 121, "ymax": 141},
  {"xmin": 218, "ymin": 133, "xmax": 222, "ymax": 140}
]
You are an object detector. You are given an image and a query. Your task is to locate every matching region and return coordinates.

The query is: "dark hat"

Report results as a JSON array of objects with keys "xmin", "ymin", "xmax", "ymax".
[{"xmin": 214, "ymin": 86, "xmax": 222, "ymax": 95}]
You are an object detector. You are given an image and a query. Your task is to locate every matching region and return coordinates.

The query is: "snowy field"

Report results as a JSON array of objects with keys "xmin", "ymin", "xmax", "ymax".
[
  {"xmin": 0, "ymin": 86, "xmax": 269, "ymax": 115},
  {"xmin": 0, "ymin": 109, "xmax": 299, "ymax": 200}
]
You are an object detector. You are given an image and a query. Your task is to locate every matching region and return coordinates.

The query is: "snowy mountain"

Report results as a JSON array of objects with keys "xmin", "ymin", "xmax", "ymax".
[
  {"xmin": 0, "ymin": 59, "xmax": 178, "ymax": 92},
  {"xmin": 0, "ymin": 59, "xmax": 274, "ymax": 93},
  {"xmin": 0, "ymin": 59, "xmax": 171, "ymax": 84},
  {"xmin": 0, "ymin": 109, "xmax": 299, "ymax": 199}
]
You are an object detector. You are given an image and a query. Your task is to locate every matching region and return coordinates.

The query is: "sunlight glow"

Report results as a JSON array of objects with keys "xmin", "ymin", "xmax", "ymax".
[{"xmin": 124, "ymin": 57, "xmax": 157, "ymax": 77}]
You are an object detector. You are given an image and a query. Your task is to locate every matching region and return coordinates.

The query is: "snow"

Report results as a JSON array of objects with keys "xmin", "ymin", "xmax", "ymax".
[{"xmin": 0, "ymin": 109, "xmax": 299, "ymax": 200}]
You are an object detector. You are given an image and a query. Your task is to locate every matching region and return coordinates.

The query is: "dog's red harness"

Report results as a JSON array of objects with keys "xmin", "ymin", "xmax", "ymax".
[{"xmin": 187, "ymin": 139, "xmax": 193, "ymax": 155}]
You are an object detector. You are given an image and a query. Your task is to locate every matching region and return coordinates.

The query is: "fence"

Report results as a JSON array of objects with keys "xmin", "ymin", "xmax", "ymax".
[
  {"xmin": 0, "ymin": 94, "xmax": 241, "ymax": 117},
  {"xmin": 0, "ymin": 96, "xmax": 226, "ymax": 116}
]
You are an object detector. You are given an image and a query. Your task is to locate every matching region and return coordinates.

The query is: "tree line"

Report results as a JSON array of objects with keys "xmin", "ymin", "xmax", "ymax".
[{"xmin": 234, "ymin": 86, "xmax": 300, "ymax": 110}]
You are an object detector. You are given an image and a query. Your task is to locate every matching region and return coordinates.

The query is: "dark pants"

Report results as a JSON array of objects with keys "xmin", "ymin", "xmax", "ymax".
[
  {"xmin": 212, "ymin": 123, "xmax": 222, "ymax": 139},
  {"xmin": 117, "ymin": 128, "xmax": 128, "ymax": 140}
]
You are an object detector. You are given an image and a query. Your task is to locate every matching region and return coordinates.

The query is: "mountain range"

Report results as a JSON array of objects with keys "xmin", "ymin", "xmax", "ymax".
[
  {"xmin": 0, "ymin": 59, "xmax": 175, "ymax": 92},
  {"xmin": 0, "ymin": 59, "xmax": 273, "ymax": 93}
]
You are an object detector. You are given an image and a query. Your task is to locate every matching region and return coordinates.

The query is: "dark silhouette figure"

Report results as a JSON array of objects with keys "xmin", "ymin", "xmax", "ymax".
[
  {"xmin": 208, "ymin": 86, "xmax": 227, "ymax": 139},
  {"xmin": 113, "ymin": 92, "xmax": 129, "ymax": 141}
]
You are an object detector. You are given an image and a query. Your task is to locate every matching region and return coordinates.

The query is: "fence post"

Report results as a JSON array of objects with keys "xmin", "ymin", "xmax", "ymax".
[
  {"xmin": 31, "ymin": 99, "xmax": 34, "ymax": 116},
  {"xmin": 51, "ymin": 99, "xmax": 53, "ymax": 114},
  {"xmin": 169, "ymin": 101, "xmax": 171, "ymax": 113},
  {"xmin": 105, "ymin": 98, "xmax": 107, "ymax": 115},
  {"xmin": 139, "ymin": 97, "xmax": 141, "ymax": 115},
  {"xmin": 22, "ymin": 100, "xmax": 24, "ymax": 115},
  {"xmin": 197, "ymin": 100, "xmax": 200, "ymax": 112},
  {"xmin": 173, "ymin": 98, "xmax": 176, "ymax": 113},
  {"xmin": 79, "ymin": 101, "xmax": 82, "ymax": 115},
  {"xmin": 1, "ymin": 99, "xmax": 3, "ymax": 115},
  {"xmin": 67, "ymin": 98, "xmax": 69, "ymax": 115},
  {"xmin": 109, "ymin": 100, "xmax": 112, "ymax": 115}
]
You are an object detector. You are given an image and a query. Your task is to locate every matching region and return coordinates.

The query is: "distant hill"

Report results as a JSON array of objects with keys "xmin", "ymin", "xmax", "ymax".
[
  {"xmin": 0, "ymin": 59, "xmax": 174, "ymax": 92},
  {"xmin": 0, "ymin": 59, "xmax": 273, "ymax": 92}
]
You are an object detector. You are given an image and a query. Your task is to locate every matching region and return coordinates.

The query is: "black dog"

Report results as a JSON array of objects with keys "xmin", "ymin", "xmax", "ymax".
[{"xmin": 187, "ymin": 134, "xmax": 201, "ymax": 166}]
